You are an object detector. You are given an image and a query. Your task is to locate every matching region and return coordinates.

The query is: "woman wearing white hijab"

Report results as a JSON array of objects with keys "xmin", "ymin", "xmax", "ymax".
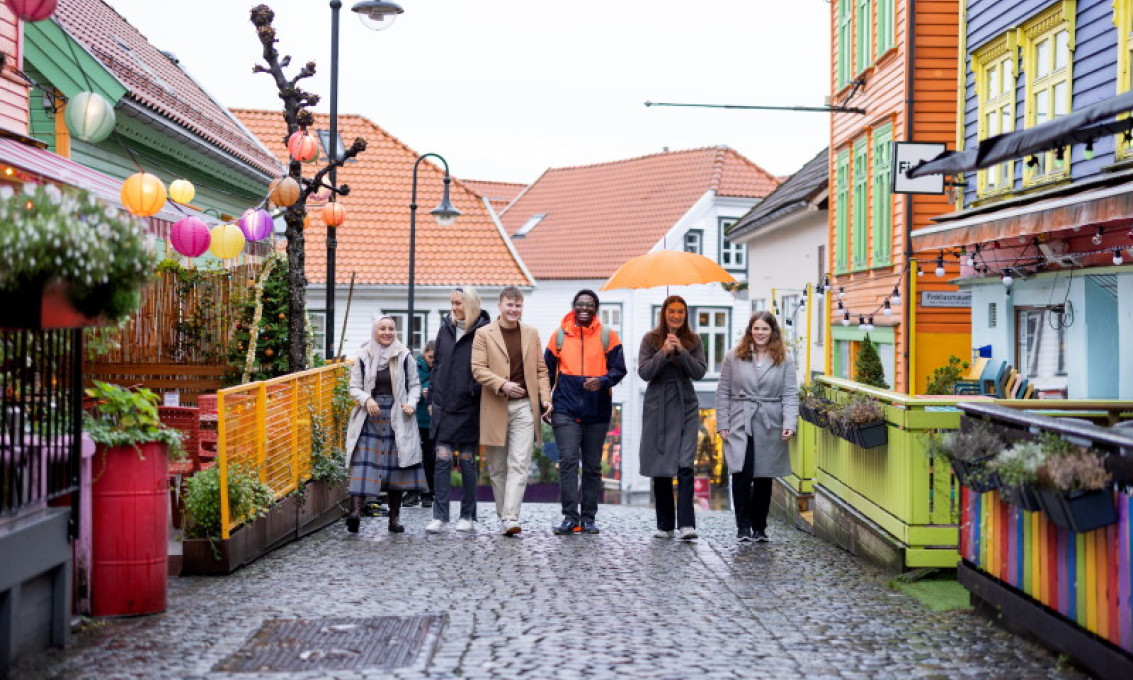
[{"xmin": 344, "ymin": 316, "xmax": 425, "ymax": 533}]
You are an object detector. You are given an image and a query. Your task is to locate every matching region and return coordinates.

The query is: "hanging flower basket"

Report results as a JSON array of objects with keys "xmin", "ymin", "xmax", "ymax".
[
  {"xmin": 846, "ymin": 420, "xmax": 888, "ymax": 449},
  {"xmin": 1000, "ymin": 483, "xmax": 1041, "ymax": 512},
  {"xmin": 951, "ymin": 454, "xmax": 1000, "ymax": 493},
  {"xmin": 1035, "ymin": 487, "xmax": 1118, "ymax": 533}
]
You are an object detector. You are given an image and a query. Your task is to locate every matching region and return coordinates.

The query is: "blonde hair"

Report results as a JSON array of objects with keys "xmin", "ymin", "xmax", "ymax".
[{"xmin": 455, "ymin": 286, "xmax": 481, "ymax": 329}]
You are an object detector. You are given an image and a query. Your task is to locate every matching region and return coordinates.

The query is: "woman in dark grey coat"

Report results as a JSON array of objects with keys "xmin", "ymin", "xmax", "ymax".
[
  {"xmin": 425, "ymin": 287, "xmax": 492, "ymax": 533},
  {"xmin": 716, "ymin": 311, "xmax": 798, "ymax": 543},
  {"xmin": 638, "ymin": 295, "xmax": 707, "ymax": 540}
]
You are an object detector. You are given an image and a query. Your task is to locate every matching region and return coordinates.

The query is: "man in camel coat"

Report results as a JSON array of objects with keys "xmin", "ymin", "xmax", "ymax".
[{"xmin": 471, "ymin": 286, "xmax": 553, "ymax": 535}]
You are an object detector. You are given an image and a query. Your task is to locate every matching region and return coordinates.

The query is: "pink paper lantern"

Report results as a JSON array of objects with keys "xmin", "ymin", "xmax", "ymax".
[
  {"xmin": 170, "ymin": 216, "xmax": 211, "ymax": 257},
  {"xmin": 4, "ymin": 0, "xmax": 58, "ymax": 22},
  {"xmin": 238, "ymin": 208, "xmax": 273, "ymax": 242}
]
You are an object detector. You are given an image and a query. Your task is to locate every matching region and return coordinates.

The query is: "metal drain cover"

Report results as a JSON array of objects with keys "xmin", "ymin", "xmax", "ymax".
[{"xmin": 215, "ymin": 615, "xmax": 446, "ymax": 673}]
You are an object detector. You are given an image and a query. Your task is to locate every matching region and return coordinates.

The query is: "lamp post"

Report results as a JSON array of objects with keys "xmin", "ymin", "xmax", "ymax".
[
  {"xmin": 325, "ymin": 0, "xmax": 403, "ymax": 360},
  {"xmin": 408, "ymin": 153, "xmax": 461, "ymax": 350}
]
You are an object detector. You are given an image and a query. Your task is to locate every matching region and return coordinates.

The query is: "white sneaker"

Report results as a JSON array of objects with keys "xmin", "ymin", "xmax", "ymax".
[
  {"xmin": 652, "ymin": 529, "xmax": 674, "ymax": 539},
  {"xmin": 677, "ymin": 527, "xmax": 698, "ymax": 540},
  {"xmin": 425, "ymin": 519, "xmax": 447, "ymax": 534},
  {"xmin": 503, "ymin": 520, "xmax": 522, "ymax": 535},
  {"xmin": 454, "ymin": 519, "xmax": 475, "ymax": 533}
]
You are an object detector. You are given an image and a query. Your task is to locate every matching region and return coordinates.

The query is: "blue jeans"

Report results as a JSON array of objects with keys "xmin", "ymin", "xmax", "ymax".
[
  {"xmin": 552, "ymin": 413, "xmax": 607, "ymax": 523},
  {"xmin": 433, "ymin": 442, "xmax": 478, "ymax": 523}
]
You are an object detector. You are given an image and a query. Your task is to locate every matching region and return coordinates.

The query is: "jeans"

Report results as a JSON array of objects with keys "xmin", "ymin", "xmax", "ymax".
[
  {"xmin": 731, "ymin": 437, "xmax": 773, "ymax": 532},
  {"xmin": 552, "ymin": 413, "xmax": 607, "ymax": 523},
  {"xmin": 485, "ymin": 399, "xmax": 535, "ymax": 522},
  {"xmin": 433, "ymin": 442, "xmax": 478, "ymax": 522},
  {"xmin": 653, "ymin": 467, "xmax": 695, "ymax": 531},
  {"xmin": 419, "ymin": 427, "xmax": 436, "ymax": 497}
]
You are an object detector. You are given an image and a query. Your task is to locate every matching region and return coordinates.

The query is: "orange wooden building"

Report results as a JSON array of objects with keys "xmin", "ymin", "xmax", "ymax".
[{"xmin": 828, "ymin": 0, "xmax": 969, "ymax": 393}]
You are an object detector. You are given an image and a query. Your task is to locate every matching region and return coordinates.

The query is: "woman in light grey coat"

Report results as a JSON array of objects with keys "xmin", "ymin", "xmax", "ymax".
[
  {"xmin": 716, "ymin": 311, "xmax": 798, "ymax": 543},
  {"xmin": 638, "ymin": 295, "xmax": 707, "ymax": 540},
  {"xmin": 344, "ymin": 316, "xmax": 424, "ymax": 533}
]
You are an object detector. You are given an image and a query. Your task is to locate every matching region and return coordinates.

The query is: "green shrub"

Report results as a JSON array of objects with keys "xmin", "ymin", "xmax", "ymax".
[
  {"xmin": 925, "ymin": 355, "xmax": 969, "ymax": 395},
  {"xmin": 854, "ymin": 334, "xmax": 889, "ymax": 389},
  {"xmin": 183, "ymin": 464, "xmax": 275, "ymax": 539}
]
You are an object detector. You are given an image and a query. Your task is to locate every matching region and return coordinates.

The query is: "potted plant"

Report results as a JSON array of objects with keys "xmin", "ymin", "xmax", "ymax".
[
  {"xmin": 924, "ymin": 421, "xmax": 1003, "ymax": 493},
  {"xmin": 833, "ymin": 392, "xmax": 888, "ymax": 449},
  {"xmin": 988, "ymin": 439, "xmax": 1044, "ymax": 510},
  {"xmin": 1034, "ymin": 437, "xmax": 1115, "ymax": 533},
  {"xmin": 82, "ymin": 380, "xmax": 185, "ymax": 617},
  {"xmin": 181, "ymin": 463, "xmax": 276, "ymax": 574},
  {"xmin": 0, "ymin": 183, "xmax": 154, "ymax": 328},
  {"xmin": 797, "ymin": 383, "xmax": 830, "ymax": 427}
]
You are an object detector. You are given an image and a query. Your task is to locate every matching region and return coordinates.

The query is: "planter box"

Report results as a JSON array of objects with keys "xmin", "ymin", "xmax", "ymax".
[
  {"xmin": 951, "ymin": 456, "xmax": 999, "ymax": 493},
  {"xmin": 798, "ymin": 403, "xmax": 829, "ymax": 428},
  {"xmin": 1036, "ymin": 487, "xmax": 1118, "ymax": 533},
  {"xmin": 181, "ymin": 479, "xmax": 347, "ymax": 575},
  {"xmin": 828, "ymin": 419, "xmax": 888, "ymax": 449},
  {"xmin": 1001, "ymin": 484, "xmax": 1041, "ymax": 512}
]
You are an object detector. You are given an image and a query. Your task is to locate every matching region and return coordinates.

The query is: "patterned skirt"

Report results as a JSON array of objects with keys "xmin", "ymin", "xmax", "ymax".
[{"xmin": 349, "ymin": 394, "xmax": 428, "ymax": 498}]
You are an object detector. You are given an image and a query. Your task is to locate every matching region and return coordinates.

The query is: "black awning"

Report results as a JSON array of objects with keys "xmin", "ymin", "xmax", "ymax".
[{"xmin": 906, "ymin": 90, "xmax": 1133, "ymax": 178}]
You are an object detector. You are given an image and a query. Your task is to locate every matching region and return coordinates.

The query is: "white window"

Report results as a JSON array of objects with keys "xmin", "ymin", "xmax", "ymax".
[
  {"xmin": 515, "ymin": 214, "xmax": 546, "ymax": 238},
  {"xmin": 317, "ymin": 130, "xmax": 351, "ymax": 164},
  {"xmin": 599, "ymin": 303, "xmax": 622, "ymax": 336},
  {"xmin": 719, "ymin": 218, "xmax": 746, "ymax": 271},
  {"xmin": 385, "ymin": 310, "xmax": 428, "ymax": 350},
  {"xmin": 693, "ymin": 307, "xmax": 730, "ymax": 375},
  {"xmin": 309, "ymin": 310, "xmax": 327, "ymax": 356},
  {"xmin": 780, "ymin": 294, "xmax": 801, "ymax": 347},
  {"xmin": 683, "ymin": 230, "xmax": 703, "ymax": 255},
  {"xmin": 1015, "ymin": 307, "xmax": 1067, "ymax": 393}
]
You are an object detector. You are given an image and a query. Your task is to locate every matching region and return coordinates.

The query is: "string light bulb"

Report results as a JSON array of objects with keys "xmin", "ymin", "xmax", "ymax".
[
  {"xmin": 916, "ymin": 263, "xmax": 923, "ymax": 276},
  {"xmin": 1092, "ymin": 227, "xmax": 1104, "ymax": 246},
  {"xmin": 1084, "ymin": 140, "xmax": 1095, "ymax": 160},
  {"xmin": 838, "ymin": 286, "xmax": 845, "ymax": 299},
  {"xmin": 966, "ymin": 248, "xmax": 977, "ymax": 267},
  {"xmin": 842, "ymin": 311, "xmax": 851, "ymax": 327},
  {"xmin": 822, "ymin": 274, "xmax": 831, "ymax": 293},
  {"xmin": 935, "ymin": 254, "xmax": 945, "ymax": 277},
  {"xmin": 891, "ymin": 287, "xmax": 901, "ymax": 307},
  {"xmin": 1002, "ymin": 271, "xmax": 1013, "ymax": 287},
  {"xmin": 1114, "ymin": 248, "xmax": 1125, "ymax": 266},
  {"xmin": 882, "ymin": 300, "xmax": 892, "ymax": 317},
  {"xmin": 814, "ymin": 282, "xmax": 824, "ymax": 299},
  {"xmin": 867, "ymin": 316, "xmax": 875, "ymax": 331},
  {"xmin": 858, "ymin": 315, "xmax": 866, "ymax": 328}
]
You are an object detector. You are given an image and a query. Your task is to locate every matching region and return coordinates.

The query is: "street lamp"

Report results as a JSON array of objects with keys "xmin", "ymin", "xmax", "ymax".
[
  {"xmin": 408, "ymin": 153, "xmax": 461, "ymax": 350},
  {"xmin": 325, "ymin": 0, "xmax": 404, "ymax": 360}
]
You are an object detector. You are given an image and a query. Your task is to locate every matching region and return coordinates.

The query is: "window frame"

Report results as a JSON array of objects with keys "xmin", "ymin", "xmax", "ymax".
[
  {"xmin": 693, "ymin": 306, "xmax": 731, "ymax": 377},
  {"xmin": 871, "ymin": 125, "xmax": 893, "ymax": 265},
  {"xmin": 718, "ymin": 218, "xmax": 746, "ymax": 272},
  {"xmin": 851, "ymin": 137, "xmax": 869, "ymax": 271},
  {"xmin": 973, "ymin": 33, "xmax": 1019, "ymax": 197},
  {"xmin": 834, "ymin": 149, "xmax": 850, "ymax": 274},
  {"xmin": 876, "ymin": 0, "xmax": 894, "ymax": 56},
  {"xmin": 1014, "ymin": 306, "xmax": 1068, "ymax": 392},
  {"xmin": 1019, "ymin": 2, "xmax": 1075, "ymax": 187},
  {"xmin": 308, "ymin": 309, "xmax": 327, "ymax": 357},
  {"xmin": 855, "ymin": 0, "xmax": 872, "ymax": 75},
  {"xmin": 837, "ymin": 0, "xmax": 853, "ymax": 88},
  {"xmin": 683, "ymin": 229, "xmax": 703, "ymax": 255},
  {"xmin": 384, "ymin": 310, "xmax": 429, "ymax": 351},
  {"xmin": 599, "ymin": 303, "xmax": 623, "ymax": 337}
]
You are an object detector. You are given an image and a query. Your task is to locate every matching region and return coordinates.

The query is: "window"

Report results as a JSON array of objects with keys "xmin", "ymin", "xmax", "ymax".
[
  {"xmin": 599, "ymin": 303, "xmax": 622, "ymax": 336},
  {"xmin": 852, "ymin": 138, "xmax": 869, "ymax": 270},
  {"xmin": 835, "ymin": 149, "xmax": 850, "ymax": 273},
  {"xmin": 1015, "ymin": 307, "xmax": 1068, "ymax": 393},
  {"xmin": 1116, "ymin": 0, "xmax": 1133, "ymax": 159},
  {"xmin": 876, "ymin": 0, "xmax": 894, "ymax": 55},
  {"xmin": 973, "ymin": 34, "xmax": 1018, "ymax": 195},
  {"xmin": 872, "ymin": 125, "xmax": 893, "ymax": 265},
  {"xmin": 385, "ymin": 310, "xmax": 428, "ymax": 350},
  {"xmin": 837, "ymin": 0, "xmax": 853, "ymax": 87},
  {"xmin": 683, "ymin": 229, "xmax": 703, "ymax": 255},
  {"xmin": 780, "ymin": 294, "xmax": 801, "ymax": 346},
  {"xmin": 309, "ymin": 310, "xmax": 327, "ymax": 357},
  {"xmin": 815, "ymin": 245, "xmax": 825, "ymax": 346},
  {"xmin": 316, "ymin": 130, "xmax": 350, "ymax": 164},
  {"xmin": 751, "ymin": 298, "xmax": 767, "ymax": 313},
  {"xmin": 515, "ymin": 213, "xmax": 546, "ymax": 238},
  {"xmin": 855, "ymin": 0, "xmax": 872, "ymax": 74},
  {"xmin": 693, "ymin": 307, "xmax": 730, "ymax": 375},
  {"xmin": 718, "ymin": 218, "xmax": 746, "ymax": 271},
  {"xmin": 1020, "ymin": 2, "xmax": 1074, "ymax": 185}
]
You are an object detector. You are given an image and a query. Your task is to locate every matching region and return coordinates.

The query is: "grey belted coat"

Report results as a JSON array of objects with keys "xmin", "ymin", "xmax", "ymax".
[{"xmin": 714, "ymin": 349, "xmax": 798, "ymax": 477}]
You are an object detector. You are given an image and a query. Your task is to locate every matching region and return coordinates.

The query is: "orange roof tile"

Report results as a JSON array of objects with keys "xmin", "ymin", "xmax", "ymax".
[
  {"xmin": 232, "ymin": 108, "xmax": 533, "ymax": 288},
  {"xmin": 498, "ymin": 146, "xmax": 779, "ymax": 280},
  {"xmin": 461, "ymin": 179, "xmax": 528, "ymax": 213},
  {"xmin": 54, "ymin": 0, "xmax": 281, "ymax": 176}
]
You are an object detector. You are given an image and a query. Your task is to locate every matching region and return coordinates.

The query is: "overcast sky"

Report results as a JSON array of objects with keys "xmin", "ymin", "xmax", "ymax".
[{"xmin": 103, "ymin": 0, "xmax": 832, "ymax": 184}]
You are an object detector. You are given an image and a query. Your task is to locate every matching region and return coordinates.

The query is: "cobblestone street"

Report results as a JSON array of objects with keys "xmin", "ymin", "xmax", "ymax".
[{"xmin": 13, "ymin": 503, "xmax": 1085, "ymax": 679}]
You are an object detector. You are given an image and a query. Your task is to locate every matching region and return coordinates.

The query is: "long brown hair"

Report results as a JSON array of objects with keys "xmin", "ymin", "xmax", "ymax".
[
  {"xmin": 734, "ymin": 311, "xmax": 786, "ymax": 365},
  {"xmin": 646, "ymin": 295, "xmax": 698, "ymax": 350}
]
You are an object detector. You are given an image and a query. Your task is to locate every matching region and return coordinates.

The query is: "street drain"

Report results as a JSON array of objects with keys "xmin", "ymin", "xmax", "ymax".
[{"xmin": 214, "ymin": 615, "xmax": 445, "ymax": 673}]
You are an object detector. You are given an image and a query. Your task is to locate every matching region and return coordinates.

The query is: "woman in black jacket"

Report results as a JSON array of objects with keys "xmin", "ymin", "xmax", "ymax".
[{"xmin": 425, "ymin": 286, "xmax": 492, "ymax": 533}]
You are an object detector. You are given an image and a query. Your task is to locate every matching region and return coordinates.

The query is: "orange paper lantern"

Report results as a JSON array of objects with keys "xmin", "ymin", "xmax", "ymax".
[
  {"xmin": 287, "ymin": 131, "xmax": 319, "ymax": 162},
  {"xmin": 120, "ymin": 172, "xmax": 167, "ymax": 217},
  {"xmin": 322, "ymin": 202, "xmax": 346, "ymax": 227},
  {"xmin": 268, "ymin": 176, "xmax": 300, "ymax": 207}
]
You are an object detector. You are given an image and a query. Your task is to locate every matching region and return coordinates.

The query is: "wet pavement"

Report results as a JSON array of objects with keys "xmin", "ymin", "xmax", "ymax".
[{"xmin": 11, "ymin": 503, "xmax": 1085, "ymax": 679}]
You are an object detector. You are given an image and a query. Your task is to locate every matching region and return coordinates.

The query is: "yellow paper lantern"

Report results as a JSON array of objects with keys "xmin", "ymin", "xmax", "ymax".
[
  {"xmin": 120, "ymin": 172, "xmax": 167, "ymax": 217},
  {"xmin": 208, "ymin": 223, "xmax": 245, "ymax": 259},
  {"xmin": 268, "ymin": 176, "xmax": 300, "ymax": 207},
  {"xmin": 169, "ymin": 179, "xmax": 196, "ymax": 204}
]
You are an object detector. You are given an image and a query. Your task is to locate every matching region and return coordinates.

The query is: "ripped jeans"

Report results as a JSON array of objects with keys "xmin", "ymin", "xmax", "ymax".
[{"xmin": 433, "ymin": 442, "xmax": 479, "ymax": 523}]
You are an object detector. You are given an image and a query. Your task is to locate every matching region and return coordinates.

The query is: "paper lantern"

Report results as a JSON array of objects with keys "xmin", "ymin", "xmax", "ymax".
[
  {"xmin": 4, "ymin": 0, "xmax": 58, "ymax": 21},
  {"xmin": 268, "ymin": 176, "xmax": 300, "ymax": 207},
  {"xmin": 120, "ymin": 172, "xmax": 166, "ymax": 217},
  {"xmin": 63, "ymin": 91, "xmax": 116, "ymax": 143},
  {"xmin": 169, "ymin": 179, "xmax": 196, "ymax": 204},
  {"xmin": 322, "ymin": 202, "xmax": 346, "ymax": 227},
  {"xmin": 208, "ymin": 223, "xmax": 245, "ymax": 259},
  {"xmin": 238, "ymin": 208, "xmax": 273, "ymax": 242},
  {"xmin": 287, "ymin": 131, "xmax": 319, "ymax": 162},
  {"xmin": 170, "ymin": 216, "xmax": 210, "ymax": 257}
]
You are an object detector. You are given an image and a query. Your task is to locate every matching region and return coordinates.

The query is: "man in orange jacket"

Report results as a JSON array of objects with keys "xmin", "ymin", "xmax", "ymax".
[{"xmin": 544, "ymin": 289, "xmax": 627, "ymax": 535}]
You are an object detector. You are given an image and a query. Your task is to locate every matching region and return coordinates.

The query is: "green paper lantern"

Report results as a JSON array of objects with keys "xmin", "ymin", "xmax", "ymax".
[{"xmin": 64, "ymin": 91, "xmax": 116, "ymax": 143}]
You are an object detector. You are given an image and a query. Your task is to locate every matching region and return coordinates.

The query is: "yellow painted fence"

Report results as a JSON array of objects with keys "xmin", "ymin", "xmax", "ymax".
[{"xmin": 215, "ymin": 362, "xmax": 352, "ymax": 539}]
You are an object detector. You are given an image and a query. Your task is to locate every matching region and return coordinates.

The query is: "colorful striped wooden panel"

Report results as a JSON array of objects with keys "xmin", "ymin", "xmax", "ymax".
[{"xmin": 963, "ymin": 489, "xmax": 1132, "ymax": 653}]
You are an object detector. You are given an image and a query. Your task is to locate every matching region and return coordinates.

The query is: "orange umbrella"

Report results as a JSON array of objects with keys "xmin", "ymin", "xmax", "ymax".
[{"xmin": 600, "ymin": 250, "xmax": 737, "ymax": 291}]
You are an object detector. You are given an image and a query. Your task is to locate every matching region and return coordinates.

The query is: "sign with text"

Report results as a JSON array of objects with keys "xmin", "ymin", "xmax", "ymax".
[
  {"xmin": 921, "ymin": 290, "xmax": 972, "ymax": 308},
  {"xmin": 892, "ymin": 142, "xmax": 946, "ymax": 195}
]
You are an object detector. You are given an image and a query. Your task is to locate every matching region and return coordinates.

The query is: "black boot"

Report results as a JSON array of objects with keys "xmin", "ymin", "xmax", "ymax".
[
  {"xmin": 346, "ymin": 496, "xmax": 364, "ymax": 533},
  {"xmin": 387, "ymin": 491, "xmax": 405, "ymax": 533}
]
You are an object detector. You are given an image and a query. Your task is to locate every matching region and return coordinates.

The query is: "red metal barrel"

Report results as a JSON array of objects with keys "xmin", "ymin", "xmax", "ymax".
[{"xmin": 90, "ymin": 441, "xmax": 168, "ymax": 616}]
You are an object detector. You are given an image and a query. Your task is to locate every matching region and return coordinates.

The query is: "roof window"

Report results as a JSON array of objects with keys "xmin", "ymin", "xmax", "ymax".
[{"xmin": 515, "ymin": 213, "xmax": 546, "ymax": 238}]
